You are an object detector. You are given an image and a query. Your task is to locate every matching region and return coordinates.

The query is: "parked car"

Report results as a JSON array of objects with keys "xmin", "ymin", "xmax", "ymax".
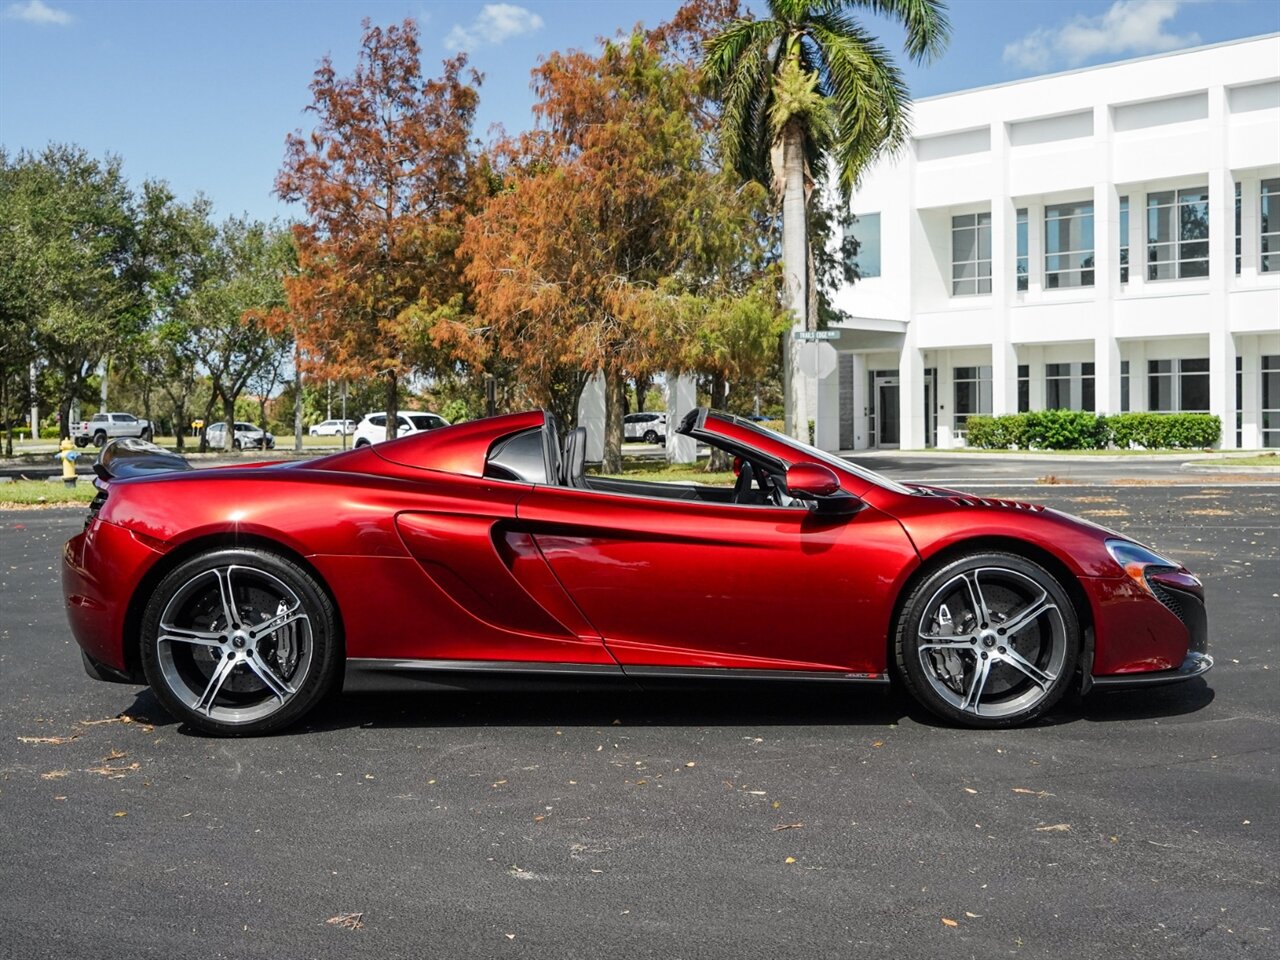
[
  {"xmin": 352, "ymin": 411, "xmax": 449, "ymax": 447},
  {"xmin": 74, "ymin": 412, "xmax": 152, "ymax": 448},
  {"xmin": 309, "ymin": 419, "xmax": 357, "ymax": 437},
  {"xmin": 65, "ymin": 409, "xmax": 1211, "ymax": 735},
  {"xmin": 623, "ymin": 411, "xmax": 667, "ymax": 444},
  {"xmin": 204, "ymin": 421, "xmax": 275, "ymax": 451}
]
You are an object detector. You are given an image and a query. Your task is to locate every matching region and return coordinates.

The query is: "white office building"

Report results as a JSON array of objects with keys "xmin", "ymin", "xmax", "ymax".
[{"xmin": 816, "ymin": 34, "xmax": 1280, "ymax": 451}]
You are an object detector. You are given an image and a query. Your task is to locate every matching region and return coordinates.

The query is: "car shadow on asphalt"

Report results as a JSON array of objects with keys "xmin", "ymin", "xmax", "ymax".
[{"xmin": 118, "ymin": 675, "xmax": 1217, "ymax": 737}]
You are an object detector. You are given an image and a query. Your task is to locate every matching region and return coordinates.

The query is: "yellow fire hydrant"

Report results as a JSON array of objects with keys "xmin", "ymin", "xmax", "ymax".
[{"xmin": 56, "ymin": 438, "xmax": 79, "ymax": 488}]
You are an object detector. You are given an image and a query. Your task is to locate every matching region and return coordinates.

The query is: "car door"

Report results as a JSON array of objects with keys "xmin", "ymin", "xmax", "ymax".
[{"xmin": 515, "ymin": 485, "xmax": 913, "ymax": 675}]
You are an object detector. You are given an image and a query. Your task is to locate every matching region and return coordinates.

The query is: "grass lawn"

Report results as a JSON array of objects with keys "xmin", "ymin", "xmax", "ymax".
[
  {"xmin": 0, "ymin": 480, "xmax": 96, "ymax": 507},
  {"xmin": 1203, "ymin": 454, "xmax": 1280, "ymax": 467},
  {"xmin": 592, "ymin": 459, "xmax": 735, "ymax": 486},
  {"xmin": 905, "ymin": 447, "xmax": 1212, "ymax": 456}
]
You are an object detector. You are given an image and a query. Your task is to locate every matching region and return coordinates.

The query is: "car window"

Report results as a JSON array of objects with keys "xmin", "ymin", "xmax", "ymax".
[
  {"xmin": 406, "ymin": 414, "xmax": 442, "ymax": 431},
  {"xmin": 369, "ymin": 415, "xmax": 385, "ymax": 427},
  {"xmin": 91, "ymin": 414, "xmax": 107, "ymax": 422}
]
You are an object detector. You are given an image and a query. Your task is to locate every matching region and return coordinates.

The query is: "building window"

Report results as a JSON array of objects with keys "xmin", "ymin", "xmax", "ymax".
[
  {"xmin": 1147, "ymin": 187, "xmax": 1209, "ymax": 280},
  {"xmin": 1044, "ymin": 201, "xmax": 1094, "ymax": 288},
  {"xmin": 953, "ymin": 365, "xmax": 992, "ymax": 435},
  {"xmin": 1017, "ymin": 364, "xmax": 1029, "ymax": 412},
  {"xmin": 1044, "ymin": 362, "xmax": 1095, "ymax": 411},
  {"xmin": 1016, "ymin": 209, "xmax": 1028, "ymax": 291},
  {"xmin": 1045, "ymin": 363, "xmax": 1072, "ymax": 409},
  {"xmin": 1264, "ymin": 355, "xmax": 1280, "ymax": 448},
  {"xmin": 1119, "ymin": 196, "xmax": 1129, "ymax": 283},
  {"xmin": 1121, "ymin": 360, "xmax": 1130, "ymax": 412},
  {"xmin": 1263, "ymin": 179, "xmax": 1279, "ymax": 273},
  {"xmin": 1149, "ymin": 358, "xmax": 1210, "ymax": 412},
  {"xmin": 846, "ymin": 212, "xmax": 881, "ymax": 279},
  {"xmin": 1235, "ymin": 182, "xmax": 1242, "ymax": 276},
  {"xmin": 952, "ymin": 213, "xmax": 991, "ymax": 295}
]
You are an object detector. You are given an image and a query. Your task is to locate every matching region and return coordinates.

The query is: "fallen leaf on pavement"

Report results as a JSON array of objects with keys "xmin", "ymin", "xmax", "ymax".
[
  {"xmin": 112, "ymin": 811, "xmax": 127, "ymax": 818},
  {"xmin": 772, "ymin": 823, "xmax": 804, "ymax": 832},
  {"xmin": 17, "ymin": 733, "xmax": 80, "ymax": 745},
  {"xmin": 963, "ymin": 787, "xmax": 978, "ymax": 794},
  {"xmin": 784, "ymin": 857, "xmax": 797, "ymax": 864},
  {"xmin": 942, "ymin": 918, "xmax": 958, "ymax": 928},
  {"xmin": 40, "ymin": 770, "xmax": 69, "ymax": 780},
  {"xmin": 326, "ymin": 913, "xmax": 364, "ymax": 930},
  {"xmin": 1035, "ymin": 823, "xmax": 1071, "ymax": 832},
  {"xmin": 1013, "ymin": 788, "xmax": 1054, "ymax": 798},
  {"xmin": 965, "ymin": 912, "xmax": 982, "ymax": 918}
]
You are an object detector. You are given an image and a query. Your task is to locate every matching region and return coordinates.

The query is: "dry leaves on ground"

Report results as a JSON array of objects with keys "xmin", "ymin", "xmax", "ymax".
[{"xmin": 326, "ymin": 913, "xmax": 365, "ymax": 931}]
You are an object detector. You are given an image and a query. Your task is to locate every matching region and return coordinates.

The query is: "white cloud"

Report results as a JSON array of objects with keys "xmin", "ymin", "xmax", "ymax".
[
  {"xmin": 3, "ymin": 0, "xmax": 73, "ymax": 25},
  {"xmin": 445, "ymin": 3, "xmax": 543, "ymax": 51},
  {"xmin": 1003, "ymin": 1, "xmax": 1200, "ymax": 73}
]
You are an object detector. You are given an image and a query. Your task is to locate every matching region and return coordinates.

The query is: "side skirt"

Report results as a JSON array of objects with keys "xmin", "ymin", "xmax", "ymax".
[{"xmin": 343, "ymin": 658, "xmax": 889, "ymax": 693}]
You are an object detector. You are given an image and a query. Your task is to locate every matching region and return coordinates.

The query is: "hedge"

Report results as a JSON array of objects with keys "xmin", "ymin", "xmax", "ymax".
[{"xmin": 965, "ymin": 411, "xmax": 1220, "ymax": 450}]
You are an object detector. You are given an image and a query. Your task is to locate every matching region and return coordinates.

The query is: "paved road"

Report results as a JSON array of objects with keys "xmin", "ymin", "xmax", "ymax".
[{"xmin": 1, "ymin": 486, "xmax": 1277, "ymax": 960}]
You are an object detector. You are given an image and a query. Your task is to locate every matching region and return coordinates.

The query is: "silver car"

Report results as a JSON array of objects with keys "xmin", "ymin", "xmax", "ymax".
[
  {"xmin": 205, "ymin": 421, "xmax": 275, "ymax": 450},
  {"xmin": 623, "ymin": 411, "xmax": 667, "ymax": 444}
]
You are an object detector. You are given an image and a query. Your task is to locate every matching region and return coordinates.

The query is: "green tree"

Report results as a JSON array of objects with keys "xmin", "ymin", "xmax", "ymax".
[
  {"xmin": 703, "ymin": 0, "xmax": 950, "ymax": 438},
  {"xmin": 4, "ymin": 145, "xmax": 146, "ymax": 438},
  {"xmin": 185, "ymin": 218, "xmax": 294, "ymax": 452}
]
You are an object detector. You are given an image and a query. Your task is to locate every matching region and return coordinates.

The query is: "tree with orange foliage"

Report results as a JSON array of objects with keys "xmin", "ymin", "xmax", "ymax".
[
  {"xmin": 276, "ymin": 18, "xmax": 481, "ymax": 441},
  {"xmin": 459, "ymin": 25, "xmax": 776, "ymax": 472}
]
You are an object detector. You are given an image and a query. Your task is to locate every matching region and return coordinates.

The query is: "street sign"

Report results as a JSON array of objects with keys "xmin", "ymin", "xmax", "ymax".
[{"xmin": 793, "ymin": 329, "xmax": 839, "ymax": 341}]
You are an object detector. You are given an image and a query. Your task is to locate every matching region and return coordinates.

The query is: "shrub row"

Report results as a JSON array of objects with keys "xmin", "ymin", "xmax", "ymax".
[{"xmin": 964, "ymin": 410, "xmax": 1220, "ymax": 450}]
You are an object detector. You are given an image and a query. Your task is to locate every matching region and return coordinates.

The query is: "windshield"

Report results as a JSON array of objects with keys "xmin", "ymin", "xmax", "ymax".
[{"xmin": 729, "ymin": 416, "xmax": 915, "ymax": 496}]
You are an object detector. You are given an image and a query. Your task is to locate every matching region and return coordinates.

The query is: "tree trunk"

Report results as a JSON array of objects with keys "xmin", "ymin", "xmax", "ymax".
[
  {"xmin": 172, "ymin": 397, "xmax": 187, "ymax": 452},
  {"xmin": 781, "ymin": 119, "xmax": 809, "ymax": 442},
  {"xmin": 198, "ymin": 394, "xmax": 217, "ymax": 453},
  {"xmin": 223, "ymin": 394, "xmax": 237, "ymax": 454},
  {"xmin": 602, "ymin": 368, "xmax": 625, "ymax": 474},
  {"xmin": 293, "ymin": 354, "xmax": 303, "ymax": 453},
  {"xmin": 0, "ymin": 366, "xmax": 10, "ymax": 458},
  {"xmin": 634, "ymin": 373, "xmax": 652, "ymax": 413},
  {"xmin": 707, "ymin": 373, "xmax": 731, "ymax": 471},
  {"xmin": 384, "ymin": 371, "xmax": 398, "ymax": 442}
]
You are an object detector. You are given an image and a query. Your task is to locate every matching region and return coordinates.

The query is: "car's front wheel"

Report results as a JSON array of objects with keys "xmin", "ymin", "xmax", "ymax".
[
  {"xmin": 895, "ymin": 552, "xmax": 1078, "ymax": 728},
  {"xmin": 139, "ymin": 548, "xmax": 340, "ymax": 735},
  {"xmin": 643, "ymin": 430, "xmax": 659, "ymax": 444}
]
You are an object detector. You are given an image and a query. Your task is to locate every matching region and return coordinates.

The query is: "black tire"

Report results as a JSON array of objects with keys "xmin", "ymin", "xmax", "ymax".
[
  {"xmin": 140, "ymin": 428, "xmax": 153, "ymax": 442},
  {"xmin": 894, "ymin": 551, "xmax": 1079, "ymax": 728},
  {"xmin": 643, "ymin": 430, "xmax": 659, "ymax": 444},
  {"xmin": 92, "ymin": 431, "xmax": 107, "ymax": 448},
  {"xmin": 233, "ymin": 438, "xmax": 243, "ymax": 450},
  {"xmin": 354, "ymin": 439, "xmax": 370, "ymax": 448},
  {"xmin": 74, "ymin": 438, "xmax": 88, "ymax": 448},
  {"xmin": 139, "ymin": 547, "xmax": 341, "ymax": 736}
]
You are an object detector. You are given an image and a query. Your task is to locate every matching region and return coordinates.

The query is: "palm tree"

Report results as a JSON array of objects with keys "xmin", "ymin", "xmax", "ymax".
[{"xmin": 703, "ymin": 0, "xmax": 949, "ymax": 439}]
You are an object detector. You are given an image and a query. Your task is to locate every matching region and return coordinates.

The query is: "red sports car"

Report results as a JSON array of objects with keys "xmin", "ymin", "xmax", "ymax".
[{"xmin": 62, "ymin": 410, "xmax": 1212, "ymax": 735}]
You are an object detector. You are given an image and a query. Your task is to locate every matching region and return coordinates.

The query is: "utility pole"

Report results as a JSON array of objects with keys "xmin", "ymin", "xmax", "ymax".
[{"xmin": 99, "ymin": 356, "xmax": 109, "ymax": 413}]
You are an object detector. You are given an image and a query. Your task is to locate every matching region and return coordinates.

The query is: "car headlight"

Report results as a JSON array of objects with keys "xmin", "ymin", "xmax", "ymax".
[{"xmin": 1105, "ymin": 539, "xmax": 1178, "ymax": 595}]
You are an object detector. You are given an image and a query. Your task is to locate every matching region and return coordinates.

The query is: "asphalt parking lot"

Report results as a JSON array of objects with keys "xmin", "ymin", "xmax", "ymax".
[{"xmin": 1, "ymin": 483, "xmax": 1276, "ymax": 960}]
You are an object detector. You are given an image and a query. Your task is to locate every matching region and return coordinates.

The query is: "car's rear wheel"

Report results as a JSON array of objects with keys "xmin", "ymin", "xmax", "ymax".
[
  {"xmin": 93, "ymin": 431, "xmax": 107, "ymax": 448},
  {"xmin": 643, "ymin": 429, "xmax": 659, "ymax": 444},
  {"xmin": 140, "ymin": 428, "xmax": 153, "ymax": 442},
  {"xmin": 895, "ymin": 552, "xmax": 1078, "ymax": 728},
  {"xmin": 140, "ymin": 548, "xmax": 340, "ymax": 736}
]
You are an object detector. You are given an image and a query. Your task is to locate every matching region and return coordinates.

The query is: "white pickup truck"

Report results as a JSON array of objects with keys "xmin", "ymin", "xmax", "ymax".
[{"xmin": 74, "ymin": 412, "xmax": 154, "ymax": 448}]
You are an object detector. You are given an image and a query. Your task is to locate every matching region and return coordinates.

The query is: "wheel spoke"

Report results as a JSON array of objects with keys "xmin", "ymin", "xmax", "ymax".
[
  {"xmin": 918, "ymin": 639, "xmax": 976, "ymax": 651},
  {"xmin": 961, "ymin": 571, "xmax": 993, "ymax": 626},
  {"xmin": 960, "ymin": 657, "xmax": 992, "ymax": 714},
  {"xmin": 249, "ymin": 608, "xmax": 305, "ymax": 640},
  {"xmin": 244, "ymin": 655, "xmax": 294, "ymax": 702},
  {"xmin": 195, "ymin": 655, "xmax": 238, "ymax": 715},
  {"xmin": 212, "ymin": 567, "xmax": 240, "ymax": 630},
  {"xmin": 157, "ymin": 624, "xmax": 224, "ymax": 649},
  {"xmin": 1000, "ymin": 647, "xmax": 1054, "ymax": 689},
  {"xmin": 998, "ymin": 591, "xmax": 1055, "ymax": 638}
]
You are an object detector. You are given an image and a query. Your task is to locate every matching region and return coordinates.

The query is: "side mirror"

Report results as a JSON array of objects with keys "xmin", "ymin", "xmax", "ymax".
[
  {"xmin": 784, "ymin": 462, "xmax": 863, "ymax": 516},
  {"xmin": 785, "ymin": 463, "xmax": 841, "ymax": 498}
]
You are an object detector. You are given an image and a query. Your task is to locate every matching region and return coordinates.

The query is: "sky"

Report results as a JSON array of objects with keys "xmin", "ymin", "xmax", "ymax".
[{"xmin": 2, "ymin": 0, "xmax": 1278, "ymax": 225}]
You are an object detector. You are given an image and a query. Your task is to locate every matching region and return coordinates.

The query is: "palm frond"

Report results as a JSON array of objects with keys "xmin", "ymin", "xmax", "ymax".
[
  {"xmin": 810, "ymin": 13, "xmax": 910, "ymax": 197},
  {"xmin": 838, "ymin": 0, "xmax": 951, "ymax": 63}
]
